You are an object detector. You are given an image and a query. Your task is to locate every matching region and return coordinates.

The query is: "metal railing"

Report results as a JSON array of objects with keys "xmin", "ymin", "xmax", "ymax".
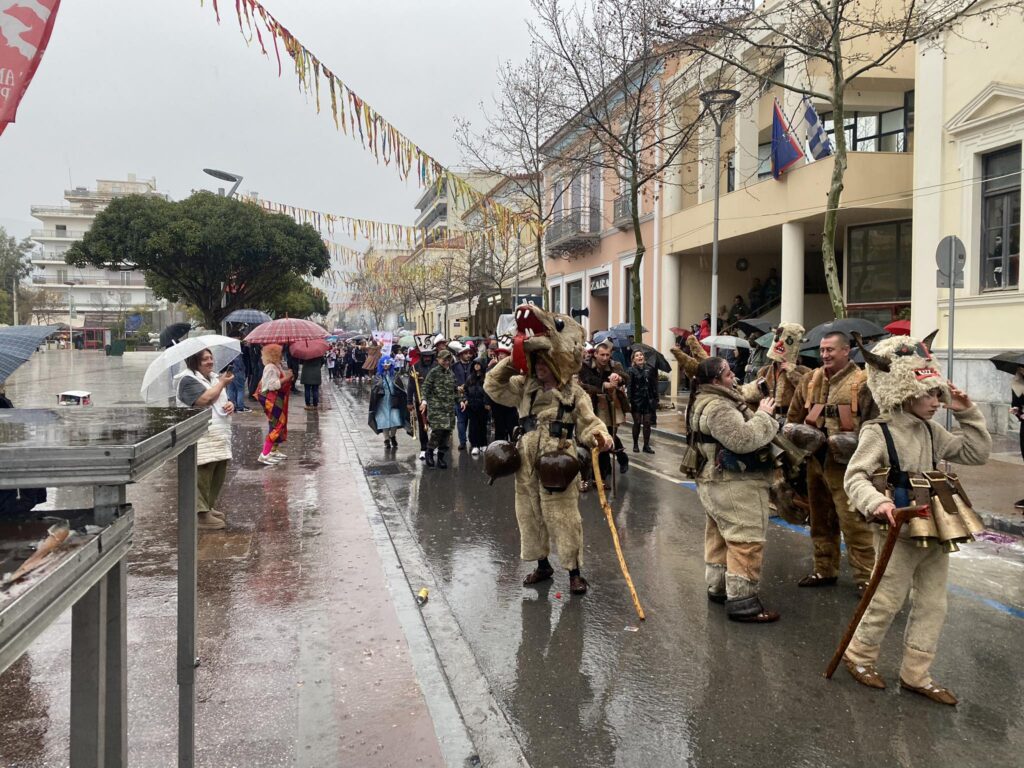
[
  {"xmin": 31, "ymin": 229, "xmax": 88, "ymax": 239},
  {"xmin": 613, "ymin": 195, "xmax": 632, "ymax": 225},
  {"xmin": 544, "ymin": 207, "xmax": 601, "ymax": 248},
  {"xmin": 31, "ymin": 275, "xmax": 147, "ymax": 287}
]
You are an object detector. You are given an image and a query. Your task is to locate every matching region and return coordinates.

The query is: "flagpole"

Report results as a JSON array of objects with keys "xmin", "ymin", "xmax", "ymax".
[{"xmin": 699, "ymin": 89, "xmax": 740, "ymax": 355}]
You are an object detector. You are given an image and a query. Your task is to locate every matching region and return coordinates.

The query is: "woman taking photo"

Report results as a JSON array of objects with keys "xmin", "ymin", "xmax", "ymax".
[
  {"xmin": 256, "ymin": 344, "xmax": 293, "ymax": 465},
  {"xmin": 627, "ymin": 349, "xmax": 658, "ymax": 454},
  {"xmin": 175, "ymin": 348, "xmax": 235, "ymax": 529},
  {"xmin": 687, "ymin": 356, "xmax": 780, "ymax": 622}
]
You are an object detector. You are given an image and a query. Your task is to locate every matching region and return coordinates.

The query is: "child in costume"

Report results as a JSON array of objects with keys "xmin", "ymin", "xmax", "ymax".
[{"xmin": 842, "ymin": 335, "xmax": 990, "ymax": 704}]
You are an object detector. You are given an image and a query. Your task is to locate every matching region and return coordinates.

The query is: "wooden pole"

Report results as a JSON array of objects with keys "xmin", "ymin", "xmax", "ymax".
[
  {"xmin": 591, "ymin": 448, "xmax": 645, "ymax": 621},
  {"xmin": 824, "ymin": 505, "xmax": 927, "ymax": 679}
]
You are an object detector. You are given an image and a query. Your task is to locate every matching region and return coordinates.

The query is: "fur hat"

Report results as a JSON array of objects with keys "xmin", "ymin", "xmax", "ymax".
[
  {"xmin": 767, "ymin": 322, "xmax": 804, "ymax": 364},
  {"xmin": 858, "ymin": 332, "xmax": 948, "ymax": 413}
]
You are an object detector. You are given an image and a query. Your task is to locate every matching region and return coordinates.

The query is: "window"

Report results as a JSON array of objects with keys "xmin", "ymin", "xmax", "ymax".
[
  {"xmin": 847, "ymin": 220, "xmax": 913, "ymax": 303},
  {"xmin": 120, "ymin": 270, "xmax": 132, "ymax": 285},
  {"xmin": 623, "ymin": 266, "xmax": 634, "ymax": 323},
  {"xmin": 588, "ymin": 166, "xmax": 602, "ymax": 232},
  {"xmin": 822, "ymin": 96, "xmax": 913, "ymax": 153},
  {"xmin": 56, "ymin": 268, "xmax": 68, "ymax": 284},
  {"xmin": 567, "ymin": 280, "xmax": 583, "ymax": 315},
  {"xmin": 726, "ymin": 151, "xmax": 736, "ymax": 193},
  {"xmin": 757, "ymin": 143, "xmax": 772, "ymax": 181},
  {"xmin": 981, "ymin": 144, "xmax": 1021, "ymax": 291},
  {"xmin": 552, "ymin": 180, "xmax": 564, "ymax": 221},
  {"xmin": 551, "ymin": 285, "xmax": 561, "ymax": 313}
]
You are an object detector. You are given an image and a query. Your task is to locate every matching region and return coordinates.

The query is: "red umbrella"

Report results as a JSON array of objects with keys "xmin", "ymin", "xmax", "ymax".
[
  {"xmin": 245, "ymin": 318, "xmax": 327, "ymax": 345},
  {"xmin": 884, "ymin": 320, "xmax": 911, "ymax": 335},
  {"xmin": 289, "ymin": 337, "xmax": 330, "ymax": 360},
  {"xmin": 669, "ymin": 326, "xmax": 687, "ymax": 336}
]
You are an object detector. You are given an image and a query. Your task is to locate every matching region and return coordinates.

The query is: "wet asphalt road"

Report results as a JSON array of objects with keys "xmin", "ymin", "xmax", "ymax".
[{"xmin": 336, "ymin": 383, "xmax": 1024, "ymax": 768}]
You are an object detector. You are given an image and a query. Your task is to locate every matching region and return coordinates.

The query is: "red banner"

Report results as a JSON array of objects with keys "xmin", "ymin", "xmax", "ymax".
[{"xmin": 0, "ymin": 0, "xmax": 61, "ymax": 137}]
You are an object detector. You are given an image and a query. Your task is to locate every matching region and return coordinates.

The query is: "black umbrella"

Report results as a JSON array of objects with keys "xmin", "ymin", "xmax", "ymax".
[
  {"xmin": 801, "ymin": 318, "xmax": 886, "ymax": 352},
  {"xmin": 159, "ymin": 322, "xmax": 192, "ymax": 349},
  {"xmin": 734, "ymin": 318, "xmax": 771, "ymax": 337},
  {"xmin": 224, "ymin": 309, "xmax": 272, "ymax": 324},
  {"xmin": 629, "ymin": 343, "xmax": 671, "ymax": 372},
  {"xmin": 609, "ymin": 322, "xmax": 648, "ymax": 338},
  {"xmin": 990, "ymin": 351, "xmax": 1024, "ymax": 375}
]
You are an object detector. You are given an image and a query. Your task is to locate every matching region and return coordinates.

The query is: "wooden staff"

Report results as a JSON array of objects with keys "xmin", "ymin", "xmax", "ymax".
[
  {"xmin": 591, "ymin": 447, "xmax": 645, "ymax": 621},
  {"xmin": 409, "ymin": 368, "xmax": 427, "ymax": 438},
  {"xmin": 824, "ymin": 505, "xmax": 928, "ymax": 679}
]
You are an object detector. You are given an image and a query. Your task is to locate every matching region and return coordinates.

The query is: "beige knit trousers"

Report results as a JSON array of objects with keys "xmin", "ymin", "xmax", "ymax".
[{"xmin": 845, "ymin": 529, "xmax": 950, "ymax": 687}]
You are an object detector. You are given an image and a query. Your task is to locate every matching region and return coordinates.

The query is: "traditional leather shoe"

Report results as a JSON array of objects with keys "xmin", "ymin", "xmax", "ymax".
[
  {"xmin": 569, "ymin": 574, "xmax": 589, "ymax": 595},
  {"xmin": 797, "ymin": 573, "xmax": 838, "ymax": 588},
  {"xmin": 726, "ymin": 595, "xmax": 779, "ymax": 623},
  {"xmin": 522, "ymin": 566, "xmax": 554, "ymax": 586},
  {"xmin": 900, "ymin": 679, "xmax": 958, "ymax": 705},
  {"xmin": 844, "ymin": 658, "xmax": 886, "ymax": 689},
  {"xmin": 707, "ymin": 589, "xmax": 727, "ymax": 604}
]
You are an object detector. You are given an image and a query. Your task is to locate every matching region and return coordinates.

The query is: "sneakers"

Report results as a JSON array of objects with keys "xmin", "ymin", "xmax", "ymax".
[
  {"xmin": 471, "ymin": 447, "xmax": 480, "ymax": 457},
  {"xmin": 272, "ymin": 450, "xmax": 287, "ymax": 459},
  {"xmin": 418, "ymin": 450, "xmax": 426, "ymax": 461},
  {"xmin": 258, "ymin": 452, "xmax": 283, "ymax": 465}
]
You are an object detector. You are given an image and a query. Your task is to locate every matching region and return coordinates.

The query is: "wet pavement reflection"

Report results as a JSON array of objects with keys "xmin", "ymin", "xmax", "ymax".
[{"xmin": 339, "ymin": 383, "xmax": 1024, "ymax": 768}]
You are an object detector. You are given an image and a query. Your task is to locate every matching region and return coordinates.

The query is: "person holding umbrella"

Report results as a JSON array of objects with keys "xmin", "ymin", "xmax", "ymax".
[
  {"xmin": 256, "ymin": 344, "xmax": 293, "ymax": 464},
  {"xmin": 300, "ymin": 356, "xmax": 325, "ymax": 411},
  {"xmin": 175, "ymin": 347, "xmax": 235, "ymax": 530}
]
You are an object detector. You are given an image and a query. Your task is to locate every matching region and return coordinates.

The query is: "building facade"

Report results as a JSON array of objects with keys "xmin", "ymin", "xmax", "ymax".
[{"xmin": 29, "ymin": 174, "xmax": 171, "ymax": 331}]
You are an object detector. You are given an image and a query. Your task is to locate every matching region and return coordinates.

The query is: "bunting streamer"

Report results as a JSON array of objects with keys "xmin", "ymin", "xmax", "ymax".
[{"xmin": 199, "ymin": 0, "xmax": 536, "ymax": 235}]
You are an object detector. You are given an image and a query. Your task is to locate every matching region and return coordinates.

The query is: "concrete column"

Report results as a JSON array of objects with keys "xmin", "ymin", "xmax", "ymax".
[
  {"xmin": 734, "ymin": 97, "xmax": 759, "ymax": 189},
  {"xmin": 910, "ymin": 43, "xmax": 945, "ymax": 339},
  {"xmin": 780, "ymin": 222, "xmax": 805, "ymax": 324},
  {"xmin": 660, "ymin": 252, "xmax": 682, "ymax": 406}
]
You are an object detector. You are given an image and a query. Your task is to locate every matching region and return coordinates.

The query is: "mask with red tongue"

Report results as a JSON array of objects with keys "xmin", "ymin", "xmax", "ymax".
[{"xmin": 509, "ymin": 304, "xmax": 585, "ymax": 385}]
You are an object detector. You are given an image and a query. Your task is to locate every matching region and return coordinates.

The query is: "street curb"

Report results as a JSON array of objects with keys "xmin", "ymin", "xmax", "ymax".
[{"xmin": 642, "ymin": 419, "xmax": 1024, "ymax": 538}]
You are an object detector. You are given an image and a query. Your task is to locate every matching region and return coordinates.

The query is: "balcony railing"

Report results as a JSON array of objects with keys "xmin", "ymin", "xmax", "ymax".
[
  {"xmin": 545, "ymin": 207, "xmax": 601, "ymax": 254},
  {"xmin": 30, "ymin": 205, "xmax": 100, "ymax": 217},
  {"xmin": 32, "ymin": 229, "xmax": 88, "ymax": 240},
  {"xmin": 613, "ymin": 195, "xmax": 632, "ymax": 228},
  {"xmin": 31, "ymin": 275, "xmax": 148, "ymax": 287}
]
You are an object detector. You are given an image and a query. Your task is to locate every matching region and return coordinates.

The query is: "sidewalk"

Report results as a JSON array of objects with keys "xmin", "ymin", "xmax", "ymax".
[
  {"xmin": 626, "ymin": 403, "xmax": 1024, "ymax": 536},
  {"xmin": 0, "ymin": 352, "xmax": 448, "ymax": 767}
]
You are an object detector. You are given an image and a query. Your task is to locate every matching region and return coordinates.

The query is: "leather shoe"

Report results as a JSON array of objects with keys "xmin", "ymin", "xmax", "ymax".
[
  {"xmin": 844, "ymin": 658, "xmax": 886, "ymax": 689},
  {"xmin": 569, "ymin": 574, "xmax": 589, "ymax": 595},
  {"xmin": 523, "ymin": 566, "xmax": 554, "ymax": 586},
  {"xmin": 797, "ymin": 573, "xmax": 838, "ymax": 588},
  {"xmin": 900, "ymin": 679, "xmax": 958, "ymax": 705}
]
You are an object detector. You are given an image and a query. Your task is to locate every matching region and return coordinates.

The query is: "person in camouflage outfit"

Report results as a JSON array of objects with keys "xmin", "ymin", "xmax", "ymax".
[{"xmin": 420, "ymin": 349, "xmax": 457, "ymax": 469}]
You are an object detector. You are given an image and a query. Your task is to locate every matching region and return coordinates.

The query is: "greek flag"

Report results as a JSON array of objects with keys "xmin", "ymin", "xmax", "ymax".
[{"xmin": 803, "ymin": 97, "xmax": 833, "ymax": 161}]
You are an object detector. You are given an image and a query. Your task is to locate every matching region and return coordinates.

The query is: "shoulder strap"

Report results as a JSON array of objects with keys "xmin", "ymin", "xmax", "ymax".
[
  {"xmin": 924, "ymin": 421, "xmax": 937, "ymax": 470},
  {"xmin": 878, "ymin": 422, "xmax": 912, "ymax": 490}
]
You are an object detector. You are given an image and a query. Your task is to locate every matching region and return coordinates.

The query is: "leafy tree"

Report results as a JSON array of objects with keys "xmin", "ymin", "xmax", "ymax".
[
  {"xmin": 65, "ymin": 192, "xmax": 330, "ymax": 329},
  {"xmin": 0, "ymin": 227, "xmax": 35, "ymax": 325}
]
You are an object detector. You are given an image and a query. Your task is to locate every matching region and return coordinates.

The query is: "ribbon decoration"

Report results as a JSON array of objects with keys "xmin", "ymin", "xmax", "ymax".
[{"xmin": 199, "ymin": 0, "xmax": 537, "ymax": 239}]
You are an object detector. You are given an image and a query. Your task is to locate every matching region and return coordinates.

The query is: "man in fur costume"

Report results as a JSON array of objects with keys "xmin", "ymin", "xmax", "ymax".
[
  {"xmin": 787, "ymin": 332, "xmax": 876, "ymax": 590},
  {"xmin": 756, "ymin": 323, "xmax": 811, "ymax": 416},
  {"xmin": 842, "ymin": 335, "xmax": 990, "ymax": 705},
  {"xmin": 485, "ymin": 305, "xmax": 612, "ymax": 595},
  {"xmin": 578, "ymin": 340, "xmax": 630, "ymax": 481}
]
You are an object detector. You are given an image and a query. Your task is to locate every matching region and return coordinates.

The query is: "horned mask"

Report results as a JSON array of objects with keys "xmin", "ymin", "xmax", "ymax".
[{"xmin": 854, "ymin": 331, "xmax": 949, "ymax": 413}]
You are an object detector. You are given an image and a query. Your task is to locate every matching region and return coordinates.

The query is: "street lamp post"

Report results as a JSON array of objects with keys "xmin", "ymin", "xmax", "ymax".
[
  {"xmin": 440, "ymin": 255, "xmax": 455, "ymax": 337},
  {"xmin": 63, "ymin": 279, "xmax": 75, "ymax": 351},
  {"xmin": 202, "ymin": 168, "xmax": 244, "ymax": 335},
  {"xmin": 699, "ymin": 89, "xmax": 740, "ymax": 355}
]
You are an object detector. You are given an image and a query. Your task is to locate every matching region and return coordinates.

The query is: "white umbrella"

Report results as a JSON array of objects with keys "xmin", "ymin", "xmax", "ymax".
[
  {"xmin": 703, "ymin": 335, "xmax": 750, "ymax": 350},
  {"xmin": 140, "ymin": 335, "xmax": 241, "ymax": 402}
]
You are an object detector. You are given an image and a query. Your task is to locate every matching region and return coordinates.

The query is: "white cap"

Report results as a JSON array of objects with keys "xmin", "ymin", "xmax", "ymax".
[
  {"xmin": 448, "ymin": 341, "xmax": 465, "ymax": 354},
  {"xmin": 433, "ymin": 334, "xmax": 447, "ymax": 346}
]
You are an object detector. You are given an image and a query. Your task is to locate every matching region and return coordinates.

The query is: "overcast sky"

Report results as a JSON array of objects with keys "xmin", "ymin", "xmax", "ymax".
[{"xmin": 0, "ymin": 0, "xmax": 534, "ymax": 256}]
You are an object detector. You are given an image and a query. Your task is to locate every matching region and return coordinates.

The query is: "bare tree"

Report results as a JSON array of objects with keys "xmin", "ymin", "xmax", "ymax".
[
  {"xmin": 530, "ymin": 0, "xmax": 706, "ymax": 338},
  {"xmin": 456, "ymin": 44, "xmax": 576, "ymax": 309},
  {"xmin": 346, "ymin": 248, "xmax": 399, "ymax": 330},
  {"xmin": 395, "ymin": 259, "xmax": 444, "ymax": 332},
  {"xmin": 668, "ymin": 0, "xmax": 1024, "ymax": 317}
]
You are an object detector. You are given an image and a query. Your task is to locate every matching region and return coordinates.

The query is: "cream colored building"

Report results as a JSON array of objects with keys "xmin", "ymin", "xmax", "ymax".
[
  {"xmin": 29, "ymin": 175, "xmax": 171, "ymax": 330},
  {"xmin": 910, "ymin": 14, "xmax": 1024, "ymax": 431}
]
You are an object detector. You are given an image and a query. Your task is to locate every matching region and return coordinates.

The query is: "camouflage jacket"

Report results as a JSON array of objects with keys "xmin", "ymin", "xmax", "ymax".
[{"xmin": 422, "ymin": 364, "xmax": 457, "ymax": 431}]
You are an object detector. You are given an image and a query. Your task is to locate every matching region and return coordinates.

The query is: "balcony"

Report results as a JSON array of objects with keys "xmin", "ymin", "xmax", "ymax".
[
  {"xmin": 32, "ymin": 228, "xmax": 88, "ymax": 240},
  {"xmin": 30, "ymin": 205, "xmax": 100, "ymax": 218},
  {"xmin": 545, "ymin": 207, "xmax": 601, "ymax": 254},
  {"xmin": 31, "ymin": 275, "xmax": 148, "ymax": 287},
  {"xmin": 612, "ymin": 195, "xmax": 632, "ymax": 229}
]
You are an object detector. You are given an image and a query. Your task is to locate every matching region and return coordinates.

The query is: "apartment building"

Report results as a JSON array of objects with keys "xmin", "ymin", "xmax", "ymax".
[{"xmin": 29, "ymin": 174, "xmax": 169, "ymax": 330}]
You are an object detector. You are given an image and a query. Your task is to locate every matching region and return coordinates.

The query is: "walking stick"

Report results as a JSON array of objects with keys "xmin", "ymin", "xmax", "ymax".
[
  {"xmin": 410, "ymin": 369, "xmax": 427, "ymax": 439},
  {"xmin": 591, "ymin": 447, "xmax": 645, "ymax": 621},
  {"xmin": 824, "ymin": 505, "xmax": 929, "ymax": 679}
]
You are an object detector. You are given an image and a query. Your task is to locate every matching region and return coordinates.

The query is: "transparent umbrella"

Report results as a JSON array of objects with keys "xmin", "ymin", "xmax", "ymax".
[{"xmin": 140, "ymin": 335, "xmax": 241, "ymax": 402}]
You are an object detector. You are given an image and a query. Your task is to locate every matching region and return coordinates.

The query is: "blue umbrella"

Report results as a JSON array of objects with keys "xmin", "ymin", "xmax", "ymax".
[
  {"xmin": 592, "ymin": 331, "xmax": 629, "ymax": 349},
  {"xmin": 0, "ymin": 325, "xmax": 61, "ymax": 383},
  {"xmin": 609, "ymin": 322, "xmax": 648, "ymax": 338},
  {"xmin": 224, "ymin": 309, "xmax": 272, "ymax": 324}
]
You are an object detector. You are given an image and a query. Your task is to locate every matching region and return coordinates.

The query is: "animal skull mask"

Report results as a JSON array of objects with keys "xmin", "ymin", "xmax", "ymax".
[
  {"xmin": 855, "ymin": 331, "xmax": 949, "ymax": 413},
  {"xmin": 511, "ymin": 304, "xmax": 585, "ymax": 387}
]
